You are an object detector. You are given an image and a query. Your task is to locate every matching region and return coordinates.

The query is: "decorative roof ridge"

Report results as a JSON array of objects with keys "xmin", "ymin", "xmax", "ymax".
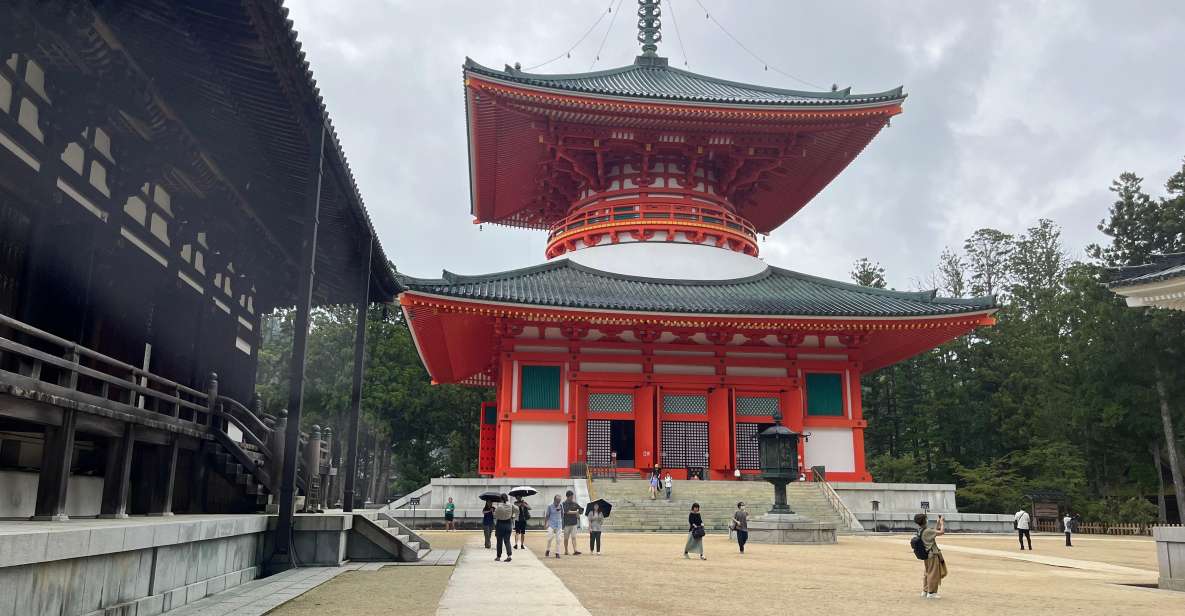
[
  {"xmin": 764, "ymin": 265, "xmax": 997, "ymax": 308},
  {"xmin": 395, "ymin": 259, "xmax": 574, "ymax": 287},
  {"xmin": 462, "ymin": 57, "xmax": 907, "ymax": 104}
]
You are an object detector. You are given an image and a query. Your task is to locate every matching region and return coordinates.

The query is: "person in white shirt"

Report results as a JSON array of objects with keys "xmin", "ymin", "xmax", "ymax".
[
  {"xmin": 1014, "ymin": 508, "xmax": 1032, "ymax": 550},
  {"xmin": 663, "ymin": 473, "xmax": 673, "ymax": 501},
  {"xmin": 1063, "ymin": 512, "xmax": 1074, "ymax": 547}
]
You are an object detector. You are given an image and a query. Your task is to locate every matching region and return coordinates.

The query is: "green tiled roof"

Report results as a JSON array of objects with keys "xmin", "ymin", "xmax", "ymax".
[
  {"xmin": 396, "ymin": 260, "xmax": 995, "ymax": 318},
  {"xmin": 1108, "ymin": 253, "xmax": 1185, "ymax": 288},
  {"xmin": 464, "ymin": 57, "xmax": 906, "ymax": 107}
]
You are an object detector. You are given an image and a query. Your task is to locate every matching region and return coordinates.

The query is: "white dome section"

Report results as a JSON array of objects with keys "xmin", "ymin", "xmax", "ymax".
[{"xmin": 565, "ymin": 240, "xmax": 768, "ymax": 281}]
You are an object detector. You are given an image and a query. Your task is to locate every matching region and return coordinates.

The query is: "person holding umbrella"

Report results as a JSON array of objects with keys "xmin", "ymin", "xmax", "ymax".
[
  {"xmin": 586, "ymin": 502, "xmax": 606, "ymax": 554},
  {"xmin": 481, "ymin": 500, "xmax": 495, "ymax": 549},
  {"xmin": 493, "ymin": 493, "xmax": 517, "ymax": 562},
  {"xmin": 509, "ymin": 486, "xmax": 537, "ymax": 550}
]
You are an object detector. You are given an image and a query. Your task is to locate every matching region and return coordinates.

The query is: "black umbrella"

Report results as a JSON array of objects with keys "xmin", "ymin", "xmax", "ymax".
[
  {"xmin": 508, "ymin": 486, "xmax": 537, "ymax": 498},
  {"xmin": 585, "ymin": 498, "xmax": 613, "ymax": 518},
  {"xmin": 479, "ymin": 491, "xmax": 503, "ymax": 502}
]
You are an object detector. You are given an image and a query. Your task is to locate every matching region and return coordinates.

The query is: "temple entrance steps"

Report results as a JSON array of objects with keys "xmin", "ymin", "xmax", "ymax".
[
  {"xmin": 592, "ymin": 480, "xmax": 852, "ymax": 532},
  {"xmin": 349, "ymin": 513, "xmax": 432, "ymax": 562},
  {"xmin": 207, "ymin": 441, "xmax": 270, "ymax": 510}
]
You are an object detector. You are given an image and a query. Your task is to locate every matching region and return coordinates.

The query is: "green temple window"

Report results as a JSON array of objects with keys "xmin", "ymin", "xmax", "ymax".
[
  {"xmin": 805, "ymin": 372, "xmax": 845, "ymax": 416},
  {"xmin": 521, "ymin": 365, "xmax": 561, "ymax": 410}
]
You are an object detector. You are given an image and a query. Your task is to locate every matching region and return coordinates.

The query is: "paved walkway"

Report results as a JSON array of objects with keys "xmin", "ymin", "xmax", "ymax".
[
  {"xmin": 164, "ymin": 565, "xmax": 357, "ymax": 616},
  {"xmin": 937, "ymin": 543, "xmax": 1156, "ymax": 575},
  {"xmin": 866, "ymin": 535, "xmax": 1156, "ymax": 576},
  {"xmin": 436, "ymin": 538, "xmax": 591, "ymax": 615}
]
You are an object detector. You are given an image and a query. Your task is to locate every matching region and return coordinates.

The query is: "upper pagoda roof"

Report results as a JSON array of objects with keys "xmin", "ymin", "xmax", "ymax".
[
  {"xmin": 396, "ymin": 260, "xmax": 994, "ymax": 319},
  {"xmin": 464, "ymin": 57, "xmax": 906, "ymax": 109},
  {"xmin": 1107, "ymin": 252, "xmax": 1185, "ymax": 288}
]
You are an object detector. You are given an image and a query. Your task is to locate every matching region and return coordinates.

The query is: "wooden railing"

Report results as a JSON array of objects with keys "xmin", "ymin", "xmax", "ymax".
[
  {"xmin": 0, "ymin": 312, "xmax": 339, "ymax": 508},
  {"xmin": 1032, "ymin": 520, "xmax": 1180, "ymax": 536},
  {"xmin": 549, "ymin": 201, "xmax": 759, "ymax": 242},
  {"xmin": 586, "ymin": 451, "xmax": 618, "ymax": 482},
  {"xmin": 0, "ymin": 312, "xmax": 213, "ymax": 427}
]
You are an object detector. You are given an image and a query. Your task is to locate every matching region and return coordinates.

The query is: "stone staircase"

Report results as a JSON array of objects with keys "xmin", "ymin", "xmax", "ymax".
[
  {"xmin": 592, "ymin": 480, "xmax": 852, "ymax": 533},
  {"xmin": 207, "ymin": 441, "xmax": 270, "ymax": 508},
  {"xmin": 348, "ymin": 514, "xmax": 432, "ymax": 562}
]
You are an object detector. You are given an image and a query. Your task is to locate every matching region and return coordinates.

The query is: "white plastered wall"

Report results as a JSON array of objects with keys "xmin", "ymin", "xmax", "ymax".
[
  {"xmin": 509, "ymin": 422, "xmax": 569, "ymax": 468},
  {"xmin": 803, "ymin": 427, "xmax": 855, "ymax": 473}
]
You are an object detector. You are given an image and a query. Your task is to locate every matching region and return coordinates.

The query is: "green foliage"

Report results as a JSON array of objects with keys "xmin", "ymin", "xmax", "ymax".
[
  {"xmin": 866, "ymin": 453, "xmax": 927, "ymax": 483},
  {"xmin": 859, "ymin": 156, "xmax": 1185, "ymax": 520},
  {"xmin": 256, "ymin": 305, "xmax": 491, "ymax": 497}
]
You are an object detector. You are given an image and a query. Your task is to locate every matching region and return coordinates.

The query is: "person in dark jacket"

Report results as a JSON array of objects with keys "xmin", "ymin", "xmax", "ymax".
[
  {"xmin": 481, "ymin": 501, "xmax": 495, "ymax": 549},
  {"xmin": 684, "ymin": 503, "xmax": 706, "ymax": 560}
]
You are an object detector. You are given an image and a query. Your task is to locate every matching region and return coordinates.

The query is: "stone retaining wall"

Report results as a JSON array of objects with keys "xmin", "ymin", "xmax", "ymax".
[{"xmin": 0, "ymin": 515, "xmax": 267, "ymax": 616}]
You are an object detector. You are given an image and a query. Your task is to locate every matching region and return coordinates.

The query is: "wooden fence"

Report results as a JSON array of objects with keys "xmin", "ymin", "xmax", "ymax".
[{"xmin": 1032, "ymin": 520, "xmax": 1182, "ymax": 536}]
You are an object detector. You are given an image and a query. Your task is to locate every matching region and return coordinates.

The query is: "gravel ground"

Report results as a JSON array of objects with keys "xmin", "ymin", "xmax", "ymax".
[{"xmin": 532, "ymin": 531, "xmax": 1181, "ymax": 616}]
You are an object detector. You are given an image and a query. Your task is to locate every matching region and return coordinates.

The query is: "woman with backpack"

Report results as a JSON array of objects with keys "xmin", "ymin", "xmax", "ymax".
[
  {"xmin": 912, "ymin": 513, "xmax": 947, "ymax": 599},
  {"xmin": 513, "ymin": 495, "xmax": 531, "ymax": 549},
  {"xmin": 684, "ymin": 503, "xmax": 706, "ymax": 560}
]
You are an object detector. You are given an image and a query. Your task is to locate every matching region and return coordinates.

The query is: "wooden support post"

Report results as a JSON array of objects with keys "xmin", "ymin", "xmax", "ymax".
[
  {"xmin": 100, "ymin": 423, "xmax": 135, "ymax": 518},
  {"xmin": 148, "ymin": 438, "xmax": 179, "ymax": 516},
  {"xmin": 275, "ymin": 123, "xmax": 326, "ymax": 564},
  {"xmin": 33, "ymin": 409, "xmax": 77, "ymax": 521},
  {"xmin": 343, "ymin": 236, "xmax": 372, "ymax": 513}
]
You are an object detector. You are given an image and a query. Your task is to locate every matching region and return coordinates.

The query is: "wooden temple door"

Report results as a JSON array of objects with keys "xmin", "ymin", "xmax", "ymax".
[{"xmin": 478, "ymin": 402, "xmax": 496, "ymax": 476}]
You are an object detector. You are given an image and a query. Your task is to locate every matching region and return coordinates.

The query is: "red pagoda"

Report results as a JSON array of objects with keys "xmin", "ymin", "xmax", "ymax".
[{"xmin": 398, "ymin": 2, "xmax": 996, "ymax": 481}]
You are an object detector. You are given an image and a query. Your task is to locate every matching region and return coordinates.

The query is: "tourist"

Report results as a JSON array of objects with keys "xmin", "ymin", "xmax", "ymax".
[
  {"xmin": 493, "ymin": 494, "xmax": 516, "ymax": 562},
  {"xmin": 649, "ymin": 473, "xmax": 660, "ymax": 500},
  {"xmin": 444, "ymin": 497, "xmax": 456, "ymax": 531},
  {"xmin": 562, "ymin": 490, "xmax": 584, "ymax": 555},
  {"xmin": 684, "ymin": 502, "xmax": 706, "ymax": 560},
  {"xmin": 915, "ymin": 513, "xmax": 947, "ymax": 599},
  {"xmin": 481, "ymin": 500, "xmax": 495, "ymax": 549},
  {"xmin": 544, "ymin": 494, "xmax": 564, "ymax": 558},
  {"xmin": 1063, "ymin": 511, "xmax": 1074, "ymax": 547},
  {"xmin": 1014, "ymin": 507, "xmax": 1032, "ymax": 550},
  {"xmin": 732, "ymin": 502, "xmax": 749, "ymax": 554},
  {"xmin": 513, "ymin": 495, "xmax": 531, "ymax": 549},
  {"xmin": 587, "ymin": 503, "xmax": 605, "ymax": 554},
  {"xmin": 664, "ymin": 473, "xmax": 673, "ymax": 500}
]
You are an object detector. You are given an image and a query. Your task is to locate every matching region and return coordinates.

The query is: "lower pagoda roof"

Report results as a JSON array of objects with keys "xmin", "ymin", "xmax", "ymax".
[
  {"xmin": 1107, "ymin": 252, "xmax": 1185, "ymax": 288},
  {"xmin": 395, "ymin": 260, "xmax": 996, "ymax": 319}
]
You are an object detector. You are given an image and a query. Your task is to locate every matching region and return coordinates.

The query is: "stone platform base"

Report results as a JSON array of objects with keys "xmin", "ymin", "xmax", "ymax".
[
  {"xmin": 746, "ymin": 513, "xmax": 837, "ymax": 544},
  {"xmin": 1155, "ymin": 525, "xmax": 1184, "ymax": 592}
]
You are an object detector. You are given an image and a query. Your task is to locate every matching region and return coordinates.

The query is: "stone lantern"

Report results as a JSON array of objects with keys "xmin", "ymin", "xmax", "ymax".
[{"xmin": 757, "ymin": 408, "xmax": 800, "ymax": 514}]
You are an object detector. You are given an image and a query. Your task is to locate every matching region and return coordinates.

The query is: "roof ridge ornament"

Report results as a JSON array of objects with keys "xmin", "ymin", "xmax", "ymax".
[{"xmin": 637, "ymin": 0, "xmax": 662, "ymax": 57}]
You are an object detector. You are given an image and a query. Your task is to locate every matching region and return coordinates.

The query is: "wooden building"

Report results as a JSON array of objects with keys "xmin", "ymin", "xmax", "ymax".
[
  {"xmin": 1109, "ymin": 253, "xmax": 1185, "ymax": 311},
  {"xmin": 398, "ymin": 1, "xmax": 996, "ymax": 481},
  {"xmin": 0, "ymin": 1, "xmax": 397, "ymax": 521}
]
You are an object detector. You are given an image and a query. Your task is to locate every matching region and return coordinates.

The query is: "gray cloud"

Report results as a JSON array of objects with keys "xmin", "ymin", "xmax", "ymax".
[{"xmin": 287, "ymin": 0, "xmax": 1185, "ymax": 291}]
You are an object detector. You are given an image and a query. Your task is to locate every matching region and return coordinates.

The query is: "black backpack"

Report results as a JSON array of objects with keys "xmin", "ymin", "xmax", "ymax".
[{"xmin": 910, "ymin": 529, "xmax": 930, "ymax": 560}]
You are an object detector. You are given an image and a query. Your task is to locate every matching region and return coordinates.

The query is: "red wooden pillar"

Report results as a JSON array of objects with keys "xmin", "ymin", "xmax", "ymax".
[
  {"xmin": 848, "ymin": 362, "xmax": 871, "ymax": 481},
  {"xmin": 495, "ymin": 354, "xmax": 514, "ymax": 476},
  {"xmin": 707, "ymin": 387, "xmax": 731, "ymax": 478},
  {"xmin": 569, "ymin": 381, "xmax": 585, "ymax": 470},
  {"xmin": 635, "ymin": 385, "xmax": 656, "ymax": 472},
  {"xmin": 783, "ymin": 372, "xmax": 806, "ymax": 475}
]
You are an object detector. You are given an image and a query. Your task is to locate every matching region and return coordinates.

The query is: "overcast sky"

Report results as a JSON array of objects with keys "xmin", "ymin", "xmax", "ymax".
[{"xmin": 286, "ymin": 0, "xmax": 1185, "ymax": 292}]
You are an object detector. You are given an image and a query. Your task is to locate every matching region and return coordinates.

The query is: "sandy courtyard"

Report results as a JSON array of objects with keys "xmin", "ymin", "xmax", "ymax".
[
  {"xmin": 271, "ymin": 530, "xmax": 1182, "ymax": 616},
  {"xmin": 534, "ymin": 531, "xmax": 1179, "ymax": 616}
]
